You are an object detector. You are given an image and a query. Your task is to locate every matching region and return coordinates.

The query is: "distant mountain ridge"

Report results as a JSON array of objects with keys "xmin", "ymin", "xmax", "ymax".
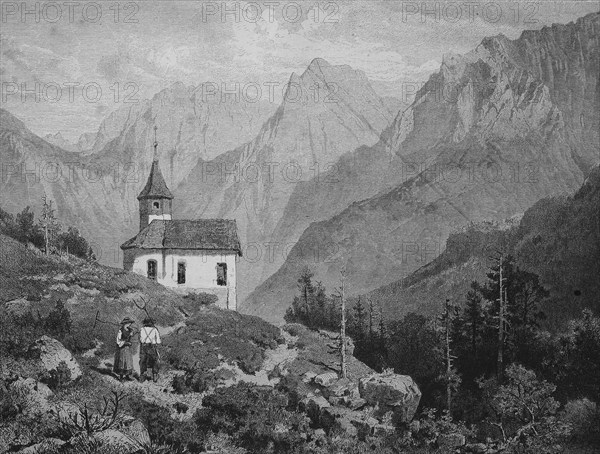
[
  {"xmin": 363, "ymin": 164, "xmax": 600, "ymax": 329},
  {"xmin": 244, "ymin": 12, "xmax": 600, "ymax": 323},
  {"xmin": 0, "ymin": 59, "xmax": 400, "ymax": 282},
  {"xmin": 173, "ymin": 58, "xmax": 400, "ymax": 299}
]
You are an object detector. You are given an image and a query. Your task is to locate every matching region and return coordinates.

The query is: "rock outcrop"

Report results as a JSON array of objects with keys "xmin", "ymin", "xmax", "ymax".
[
  {"xmin": 358, "ymin": 372, "xmax": 422, "ymax": 423},
  {"xmin": 29, "ymin": 336, "xmax": 82, "ymax": 381},
  {"xmin": 9, "ymin": 377, "xmax": 53, "ymax": 415}
]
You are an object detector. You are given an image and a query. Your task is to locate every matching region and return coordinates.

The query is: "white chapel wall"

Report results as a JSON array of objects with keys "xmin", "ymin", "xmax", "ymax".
[{"xmin": 123, "ymin": 248, "xmax": 238, "ymax": 310}]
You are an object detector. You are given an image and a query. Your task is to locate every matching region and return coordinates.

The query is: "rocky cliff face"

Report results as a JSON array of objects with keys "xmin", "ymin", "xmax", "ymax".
[
  {"xmin": 173, "ymin": 59, "xmax": 398, "ymax": 298},
  {"xmin": 0, "ymin": 109, "xmax": 142, "ymax": 264},
  {"xmin": 244, "ymin": 13, "xmax": 600, "ymax": 323},
  {"xmin": 0, "ymin": 60, "xmax": 398, "ymax": 280},
  {"xmin": 90, "ymin": 82, "xmax": 276, "ymax": 188}
]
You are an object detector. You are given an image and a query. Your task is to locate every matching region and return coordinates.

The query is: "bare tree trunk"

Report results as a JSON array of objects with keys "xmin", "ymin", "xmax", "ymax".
[
  {"xmin": 45, "ymin": 223, "xmax": 49, "ymax": 256},
  {"xmin": 445, "ymin": 298, "xmax": 452, "ymax": 412},
  {"xmin": 340, "ymin": 271, "xmax": 347, "ymax": 379},
  {"xmin": 497, "ymin": 255, "xmax": 504, "ymax": 382},
  {"xmin": 368, "ymin": 299, "xmax": 374, "ymax": 340}
]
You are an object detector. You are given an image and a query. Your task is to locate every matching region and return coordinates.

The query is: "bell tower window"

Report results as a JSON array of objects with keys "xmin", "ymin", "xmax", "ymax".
[{"xmin": 153, "ymin": 201, "xmax": 160, "ymax": 209}]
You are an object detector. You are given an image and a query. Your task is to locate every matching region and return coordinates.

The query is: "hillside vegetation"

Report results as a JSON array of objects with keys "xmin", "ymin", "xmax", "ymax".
[{"xmin": 366, "ymin": 165, "xmax": 600, "ymax": 329}]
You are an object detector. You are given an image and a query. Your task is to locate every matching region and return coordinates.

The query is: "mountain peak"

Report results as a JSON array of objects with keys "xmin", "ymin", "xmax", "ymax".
[{"xmin": 307, "ymin": 57, "xmax": 332, "ymax": 71}]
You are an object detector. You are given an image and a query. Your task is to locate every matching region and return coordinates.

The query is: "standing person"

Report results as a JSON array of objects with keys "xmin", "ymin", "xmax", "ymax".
[
  {"xmin": 114, "ymin": 317, "xmax": 135, "ymax": 381},
  {"xmin": 139, "ymin": 317, "xmax": 161, "ymax": 382}
]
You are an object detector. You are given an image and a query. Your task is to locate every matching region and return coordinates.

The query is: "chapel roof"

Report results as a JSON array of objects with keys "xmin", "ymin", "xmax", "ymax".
[
  {"xmin": 137, "ymin": 160, "xmax": 173, "ymax": 200},
  {"xmin": 120, "ymin": 219, "xmax": 242, "ymax": 255}
]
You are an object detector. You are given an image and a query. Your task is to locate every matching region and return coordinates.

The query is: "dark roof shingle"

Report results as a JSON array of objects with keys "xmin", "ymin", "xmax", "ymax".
[
  {"xmin": 138, "ymin": 160, "xmax": 173, "ymax": 200},
  {"xmin": 121, "ymin": 219, "xmax": 242, "ymax": 255}
]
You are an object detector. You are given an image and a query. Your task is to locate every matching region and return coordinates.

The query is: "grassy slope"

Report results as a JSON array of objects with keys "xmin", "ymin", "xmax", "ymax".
[{"xmin": 0, "ymin": 233, "xmax": 282, "ymax": 369}]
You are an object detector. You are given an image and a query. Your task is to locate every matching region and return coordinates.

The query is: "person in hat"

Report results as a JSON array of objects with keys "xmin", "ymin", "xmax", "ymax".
[
  {"xmin": 139, "ymin": 317, "xmax": 161, "ymax": 382},
  {"xmin": 113, "ymin": 317, "xmax": 135, "ymax": 381}
]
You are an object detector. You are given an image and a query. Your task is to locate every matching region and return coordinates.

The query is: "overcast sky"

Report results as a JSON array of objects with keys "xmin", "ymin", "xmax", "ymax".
[{"xmin": 1, "ymin": 0, "xmax": 598, "ymax": 141}]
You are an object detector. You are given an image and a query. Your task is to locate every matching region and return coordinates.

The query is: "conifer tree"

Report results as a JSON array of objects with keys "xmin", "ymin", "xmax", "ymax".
[
  {"xmin": 463, "ymin": 285, "xmax": 485, "ymax": 361},
  {"xmin": 39, "ymin": 194, "xmax": 61, "ymax": 255},
  {"xmin": 437, "ymin": 298, "xmax": 461, "ymax": 412}
]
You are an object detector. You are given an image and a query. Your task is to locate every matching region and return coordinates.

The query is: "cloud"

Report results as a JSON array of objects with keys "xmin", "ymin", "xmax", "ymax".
[{"xmin": 2, "ymin": 0, "xmax": 597, "ymax": 141}]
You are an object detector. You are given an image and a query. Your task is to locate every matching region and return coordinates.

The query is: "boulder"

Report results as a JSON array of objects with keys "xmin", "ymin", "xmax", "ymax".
[
  {"xmin": 328, "ymin": 396, "xmax": 344, "ymax": 406},
  {"xmin": 344, "ymin": 396, "xmax": 367, "ymax": 410},
  {"xmin": 314, "ymin": 372, "xmax": 338, "ymax": 387},
  {"xmin": 29, "ymin": 336, "xmax": 82, "ymax": 381},
  {"xmin": 302, "ymin": 371, "xmax": 317, "ymax": 383},
  {"xmin": 17, "ymin": 438, "xmax": 65, "ymax": 453},
  {"xmin": 438, "ymin": 433, "xmax": 466, "ymax": 448},
  {"xmin": 321, "ymin": 407, "xmax": 359, "ymax": 437},
  {"xmin": 9, "ymin": 377, "xmax": 53, "ymax": 415},
  {"xmin": 5, "ymin": 298, "xmax": 31, "ymax": 316},
  {"xmin": 373, "ymin": 423, "xmax": 396, "ymax": 437},
  {"xmin": 465, "ymin": 443, "xmax": 488, "ymax": 453},
  {"xmin": 321, "ymin": 407, "xmax": 384, "ymax": 440},
  {"xmin": 313, "ymin": 428, "xmax": 326, "ymax": 438},
  {"xmin": 358, "ymin": 372, "xmax": 421, "ymax": 422},
  {"xmin": 300, "ymin": 395, "xmax": 331, "ymax": 421},
  {"xmin": 409, "ymin": 419, "xmax": 421, "ymax": 434},
  {"xmin": 121, "ymin": 419, "xmax": 151, "ymax": 447},
  {"xmin": 323, "ymin": 378, "xmax": 353, "ymax": 398},
  {"xmin": 352, "ymin": 416, "xmax": 378, "ymax": 439}
]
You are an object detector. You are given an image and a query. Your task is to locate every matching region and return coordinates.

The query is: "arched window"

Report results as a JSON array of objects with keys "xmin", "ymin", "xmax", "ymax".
[
  {"xmin": 153, "ymin": 201, "xmax": 160, "ymax": 209},
  {"xmin": 177, "ymin": 262, "xmax": 186, "ymax": 284},
  {"xmin": 147, "ymin": 260, "xmax": 157, "ymax": 280}
]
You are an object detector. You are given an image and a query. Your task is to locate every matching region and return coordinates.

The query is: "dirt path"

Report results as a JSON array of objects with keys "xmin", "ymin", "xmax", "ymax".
[
  {"xmin": 93, "ymin": 329, "xmax": 299, "ymax": 420},
  {"xmin": 219, "ymin": 331, "xmax": 299, "ymax": 387}
]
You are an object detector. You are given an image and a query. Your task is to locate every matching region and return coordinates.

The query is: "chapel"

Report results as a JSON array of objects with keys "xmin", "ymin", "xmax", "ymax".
[{"xmin": 120, "ymin": 132, "xmax": 241, "ymax": 310}]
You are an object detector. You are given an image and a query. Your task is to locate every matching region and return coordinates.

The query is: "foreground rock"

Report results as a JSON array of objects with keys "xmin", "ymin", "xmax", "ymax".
[
  {"xmin": 438, "ymin": 433, "xmax": 466, "ymax": 449},
  {"xmin": 9, "ymin": 377, "xmax": 53, "ymax": 415},
  {"xmin": 16, "ymin": 438, "xmax": 65, "ymax": 453},
  {"xmin": 29, "ymin": 335, "xmax": 82, "ymax": 381},
  {"xmin": 358, "ymin": 372, "xmax": 421, "ymax": 422}
]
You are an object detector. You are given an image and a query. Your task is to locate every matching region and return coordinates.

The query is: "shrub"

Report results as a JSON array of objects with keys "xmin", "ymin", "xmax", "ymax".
[
  {"xmin": 561, "ymin": 398, "xmax": 599, "ymax": 439},
  {"xmin": 0, "ymin": 311, "xmax": 44, "ymax": 357},
  {"xmin": 127, "ymin": 395, "xmax": 204, "ymax": 452},
  {"xmin": 57, "ymin": 227, "xmax": 95, "ymax": 260},
  {"xmin": 128, "ymin": 398, "xmax": 175, "ymax": 445},
  {"xmin": 204, "ymin": 432, "xmax": 247, "ymax": 454},
  {"xmin": 482, "ymin": 364, "xmax": 572, "ymax": 452},
  {"xmin": 195, "ymin": 382, "xmax": 311, "ymax": 453},
  {"xmin": 60, "ymin": 327, "xmax": 97, "ymax": 354},
  {"xmin": 182, "ymin": 292, "xmax": 218, "ymax": 306},
  {"xmin": 172, "ymin": 369, "xmax": 216, "ymax": 394},
  {"xmin": 0, "ymin": 301, "xmax": 78, "ymax": 358},
  {"xmin": 39, "ymin": 360, "xmax": 72, "ymax": 390},
  {"xmin": 414, "ymin": 408, "xmax": 474, "ymax": 447},
  {"xmin": 165, "ymin": 310, "xmax": 281, "ymax": 377},
  {"xmin": 55, "ymin": 390, "xmax": 126, "ymax": 437},
  {"xmin": 45, "ymin": 301, "xmax": 72, "ymax": 339},
  {"xmin": 0, "ymin": 378, "xmax": 28, "ymax": 421},
  {"xmin": 283, "ymin": 323, "xmax": 304, "ymax": 337}
]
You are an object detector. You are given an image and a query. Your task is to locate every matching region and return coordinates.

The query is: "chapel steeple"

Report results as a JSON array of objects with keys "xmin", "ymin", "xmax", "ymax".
[{"xmin": 137, "ymin": 126, "xmax": 173, "ymax": 231}]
